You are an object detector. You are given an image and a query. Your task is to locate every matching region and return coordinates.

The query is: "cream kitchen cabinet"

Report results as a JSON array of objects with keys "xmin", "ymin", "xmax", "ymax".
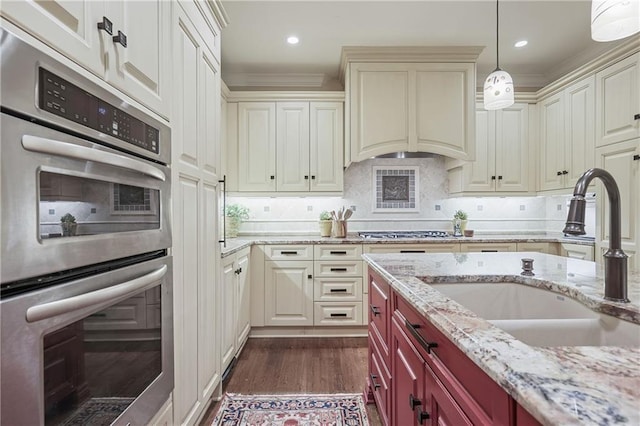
[
  {"xmin": 595, "ymin": 53, "xmax": 640, "ymax": 147},
  {"xmin": 264, "ymin": 245, "xmax": 314, "ymax": 326},
  {"xmin": 1, "ymin": 0, "xmax": 171, "ymax": 119},
  {"xmin": 460, "ymin": 242, "xmax": 517, "ymax": 252},
  {"xmin": 560, "ymin": 243, "xmax": 595, "ymax": 261},
  {"xmin": 448, "ymin": 103, "xmax": 531, "ymax": 194},
  {"xmin": 347, "ymin": 61, "xmax": 476, "ymax": 163},
  {"xmin": 232, "ymin": 99, "xmax": 343, "ymax": 193},
  {"xmin": 595, "ymin": 139, "xmax": 639, "ymax": 272},
  {"xmin": 364, "ymin": 243, "xmax": 461, "ymax": 254},
  {"xmin": 538, "ymin": 76, "xmax": 596, "ymax": 192},
  {"xmin": 221, "ymin": 247, "xmax": 250, "ymax": 372},
  {"xmin": 171, "ymin": 2, "xmax": 226, "ymax": 424}
]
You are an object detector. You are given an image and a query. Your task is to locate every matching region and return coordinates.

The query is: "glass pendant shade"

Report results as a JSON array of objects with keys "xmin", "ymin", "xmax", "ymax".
[
  {"xmin": 591, "ymin": 0, "xmax": 640, "ymax": 42},
  {"xmin": 483, "ymin": 69, "xmax": 514, "ymax": 110}
]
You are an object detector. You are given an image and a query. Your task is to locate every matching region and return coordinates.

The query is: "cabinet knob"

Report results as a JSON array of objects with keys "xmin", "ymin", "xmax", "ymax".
[
  {"xmin": 307, "ymin": 274, "xmax": 313, "ymax": 279},
  {"xmin": 498, "ymin": 175, "xmax": 503, "ymax": 180},
  {"xmin": 270, "ymin": 175, "xmax": 275, "ymax": 180},
  {"xmin": 97, "ymin": 17, "xmax": 113, "ymax": 35},
  {"xmin": 369, "ymin": 374, "xmax": 381, "ymax": 390},
  {"xmin": 562, "ymin": 170, "xmax": 568, "ymax": 175},
  {"xmin": 409, "ymin": 393, "xmax": 422, "ymax": 410},
  {"xmin": 304, "ymin": 175, "xmax": 309, "ymax": 180},
  {"xmin": 113, "ymin": 30, "xmax": 127, "ymax": 48},
  {"xmin": 491, "ymin": 176, "xmax": 496, "ymax": 180},
  {"xmin": 634, "ymin": 154, "xmax": 640, "ymax": 161},
  {"xmin": 311, "ymin": 175, "xmax": 316, "ymax": 180},
  {"xmin": 417, "ymin": 410, "xmax": 430, "ymax": 424},
  {"xmin": 557, "ymin": 171, "xmax": 563, "ymax": 176},
  {"xmin": 634, "ymin": 113, "xmax": 640, "ymax": 120}
]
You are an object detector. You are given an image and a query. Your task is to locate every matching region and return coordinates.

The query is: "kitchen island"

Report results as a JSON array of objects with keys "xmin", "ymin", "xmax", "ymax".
[{"xmin": 363, "ymin": 251, "xmax": 640, "ymax": 425}]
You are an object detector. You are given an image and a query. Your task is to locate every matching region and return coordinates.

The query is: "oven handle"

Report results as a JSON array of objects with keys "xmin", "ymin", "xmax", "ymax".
[
  {"xmin": 22, "ymin": 134, "xmax": 166, "ymax": 181},
  {"xmin": 25, "ymin": 265, "xmax": 168, "ymax": 323}
]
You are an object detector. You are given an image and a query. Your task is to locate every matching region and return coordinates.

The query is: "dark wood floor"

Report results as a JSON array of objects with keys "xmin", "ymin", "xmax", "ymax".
[{"xmin": 199, "ymin": 337, "xmax": 382, "ymax": 425}]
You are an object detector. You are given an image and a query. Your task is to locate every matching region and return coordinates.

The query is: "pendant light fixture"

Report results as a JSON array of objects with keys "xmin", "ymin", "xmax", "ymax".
[
  {"xmin": 483, "ymin": 0, "xmax": 514, "ymax": 110},
  {"xmin": 591, "ymin": 0, "xmax": 640, "ymax": 42}
]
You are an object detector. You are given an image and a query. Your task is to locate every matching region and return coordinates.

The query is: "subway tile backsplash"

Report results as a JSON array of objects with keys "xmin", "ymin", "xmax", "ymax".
[{"xmin": 227, "ymin": 157, "xmax": 591, "ymax": 236}]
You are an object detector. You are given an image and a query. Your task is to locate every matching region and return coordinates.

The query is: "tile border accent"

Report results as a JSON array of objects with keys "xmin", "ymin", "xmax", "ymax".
[{"xmin": 372, "ymin": 166, "xmax": 419, "ymax": 213}]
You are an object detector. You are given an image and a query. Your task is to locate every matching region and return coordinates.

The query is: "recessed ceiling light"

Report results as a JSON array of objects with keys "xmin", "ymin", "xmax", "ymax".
[
  {"xmin": 514, "ymin": 40, "xmax": 528, "ymax": 48},
  {"xmin": 287, "ymin": 36, "xmax": 299, "ymax": 45}
]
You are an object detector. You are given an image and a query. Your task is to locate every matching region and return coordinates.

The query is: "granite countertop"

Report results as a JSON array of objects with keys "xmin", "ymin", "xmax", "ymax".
[
  {"xmin": 362, "ymin": 252, "xmax": 640, "ymax": 426},
  {"xmin": 220, "ymin": 233, "xmax": 595, "ymax": 257}
]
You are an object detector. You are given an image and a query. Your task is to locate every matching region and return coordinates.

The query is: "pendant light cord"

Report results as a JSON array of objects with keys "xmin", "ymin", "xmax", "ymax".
[{"xmin": 496, "ymin": 0, "xmax": 500, "ymax": 70}]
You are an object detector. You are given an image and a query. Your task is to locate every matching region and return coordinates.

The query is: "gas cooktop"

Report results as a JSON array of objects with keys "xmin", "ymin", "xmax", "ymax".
[{"xmin": 358, "ymin": 230, "xmax": 450, "ymax": 239}]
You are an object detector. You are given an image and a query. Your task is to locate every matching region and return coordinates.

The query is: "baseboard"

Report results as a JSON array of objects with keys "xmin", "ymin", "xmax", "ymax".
[{"xmin": 249, "ymin": 326, "xmax": 367, "ymax": 338}]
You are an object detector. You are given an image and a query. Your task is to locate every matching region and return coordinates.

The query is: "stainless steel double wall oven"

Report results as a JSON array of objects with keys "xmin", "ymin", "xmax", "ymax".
[{"xmin": 1, "ymin": 28, "xmax": 173, "ymax": 425}]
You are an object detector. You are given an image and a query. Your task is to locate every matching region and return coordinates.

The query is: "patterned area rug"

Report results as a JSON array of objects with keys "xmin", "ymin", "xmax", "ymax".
[
  {"xmin": 61, "ymin": 397, "xmax": 134, "ymax": 425},
  {"xmin": 212, "ymin": 393, "xmax": 369, "ymax": 426}
]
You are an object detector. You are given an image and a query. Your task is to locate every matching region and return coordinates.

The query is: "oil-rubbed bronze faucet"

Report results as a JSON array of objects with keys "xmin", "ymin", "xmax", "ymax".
[{"xmin": 563, "ymin": 168, "xmax": 629, "ymax": 302}]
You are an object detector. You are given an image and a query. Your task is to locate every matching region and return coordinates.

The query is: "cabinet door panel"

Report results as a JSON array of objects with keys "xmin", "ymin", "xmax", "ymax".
[
  {"xmin": 221, "ymin": 256, "xmax": 237, "ymax": 370},
  {"xmin": 415, "ymin": 64, "xmax": 474, "ymax": 159},
  {"xmin": 426, "ymin": 365, "xmax": 473, "ymax": 426},
  {"xmin": 351, "ymin": 65, "xmax": 410, "ymax": 158},
  {"xmin": 276, "ymin": 102, "xmax": 310, "ymax": 191},
  {"xmin": 236, "ymin": 250, "xmax": 251, "ymax": 348},
  {"xmin": 310, "ymin": 102, "xmax": 344, "ymax": 192},
  {"xmin": 392, "ymin": 317, "xmax": 425, "ymax": 426},
  {"xmin": 238, "ymin": 103, "xmax": 277, "ymax": 191},
  {"xmin": 596, "ymin": 53, "xmax": 640, "ymax": 147},
  {"xmin": 264, "ymin": 261, "xmax": 314, "ymax": 325},
  {"xmin": 565, "ymin": 76, "xmax": 595, "ymax": 185},
  {"xmin": 1, "ymin": 0, "xmax": 105, "ymax": 77},
  {"xmin": 202, "ymin": 52, "xmax": 221, "ymax": 178},
  {"xmin": 463, "ymin": 107, "xmax": 495, "ymax": 191},
  {"xmin": 538, "ymin": 93, "xmax": 565, "ymax": 191},
  {"xmin": 496, "ymin": 103, "xmax": 529, "ymax": 191}
]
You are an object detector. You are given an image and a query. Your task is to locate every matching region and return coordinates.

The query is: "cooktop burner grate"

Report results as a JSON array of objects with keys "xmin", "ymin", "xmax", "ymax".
[{"xmin": 358, "ymin": 230, "xmax": 450, "ymax": 239}]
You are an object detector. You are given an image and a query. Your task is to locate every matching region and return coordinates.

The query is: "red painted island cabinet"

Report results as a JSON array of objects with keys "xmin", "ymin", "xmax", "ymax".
[{"xmin": 366, "ymin": 268, "xmax": 542, "ymax": 426}]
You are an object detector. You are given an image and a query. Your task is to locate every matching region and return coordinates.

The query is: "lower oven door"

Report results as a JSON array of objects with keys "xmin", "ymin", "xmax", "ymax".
[
  {"xmin": 1, "ymin": 112, "xmax": 171, "ymax": 284},
  {"xmin": 0, "ymin": 255, "xmax": 173, "ymax": 426}
]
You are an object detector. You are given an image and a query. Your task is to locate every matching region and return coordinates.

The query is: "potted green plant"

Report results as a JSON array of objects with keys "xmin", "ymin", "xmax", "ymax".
[
  {"xmin": 225, "ymin": 204, "xmax": 249, "ymax": 238},
  {"xmin": 453, "ymin": 210, "xmax": 468, "ymax": 235},
  {"xmin": 60, "ymin": 213, "xmax": 77, "ymax": 237},
  {"xmin": 319, "ymin": 211, "xmax": 333, "ymax": 237}
]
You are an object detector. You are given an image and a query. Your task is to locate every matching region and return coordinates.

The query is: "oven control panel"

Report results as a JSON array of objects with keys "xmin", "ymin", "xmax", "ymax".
[{"xmin": 38, "ymin": 68, "xmax": 159, "ymax": 154}]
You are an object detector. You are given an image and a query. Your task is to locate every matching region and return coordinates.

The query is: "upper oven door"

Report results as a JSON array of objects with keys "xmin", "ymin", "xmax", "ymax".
[{"xmin": 1, "ymin": 113, "xmax": 171, "ymax": 283}]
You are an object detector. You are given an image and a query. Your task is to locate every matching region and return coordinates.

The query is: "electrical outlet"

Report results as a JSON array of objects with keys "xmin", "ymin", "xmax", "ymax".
[
  {"xmin": 91, "ymin": 208, "xmax": 97, "ymax": 214},
  {"xmin": 557, "ymin": 204, "xmax": 562, "ymax": 211},
  {"xmin": 48, "ymin": 209, "xmax": 55, "ymax": 215}
]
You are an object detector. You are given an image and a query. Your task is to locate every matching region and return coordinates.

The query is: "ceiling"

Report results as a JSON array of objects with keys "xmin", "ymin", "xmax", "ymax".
[{"xmin": 220, "ymin": 0, "xmax": 629, "ymax": 91}]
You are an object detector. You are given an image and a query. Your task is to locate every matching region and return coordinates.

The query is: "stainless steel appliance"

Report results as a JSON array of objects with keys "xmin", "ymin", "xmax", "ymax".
[
  {"xmin": 359, "ymin": 230, "xmax": 450, "ymax": 239},
  {"xmin": 1, "ymin": 28, "xmax": 173, "ymax": 425}
]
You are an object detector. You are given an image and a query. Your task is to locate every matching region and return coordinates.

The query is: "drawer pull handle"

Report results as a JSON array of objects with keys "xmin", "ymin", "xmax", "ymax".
[
  {"xmin": 417, "ymin": 410, "xmax": 431, "ymax": 424},
  {"xmin": 633, "ymin": 154, "xmax": 640, "ymax": 161},
  {"xmin": 112, "ymin": 30, "xmax": 127, "ymax": 48},
  {"xmin": 330, "ymin": 288, "xmax": 348, "ymax": 293},
  {"xmin": 409, "ymin": 393, "xmax": 422, "ymax": 410},
  {"xmin": 89, "ymin": 313, "xmax": 107, "ymax": 318},
  {"xmin": 370, "ymin": 304, "xmax": 381, "ymax": 316},
  {"xmin": 330, "ymin": 313, "xmax": 348, "ymax": 317},
  {"xmin": 308, "ymin": 274, "xmax": 313, "ymax": 279},
  {"xmin": 369, "ymin": 373, "xmax": 381, "ymax": 390},
  {"xmin": 481, "ymin": 249, "xmax": 498, "ymax": 252},
  {"xmin": 97, "ymin": 16, "xmax": 113, "ymax": 35},
  {"xmin": 281, "ymin": 251, "xmax": 298, "ymax": 255},
  {"xmin": 405, "ymin": 320, "xmax": 438, "ymax": 354},
  {"xmin": 330, "ymin": 267, "xmax": 348, "ymax": 272},
  {"xmin": 329, "ymin": 250, "xmax": 347, "ymax": 255},
  {"xmin": 400, "ymin": 250, "xmax": 426, "ymax": 253},
  {"xmin": 634, "ymin": 113, "xmax": 640, "ymax": 120}
]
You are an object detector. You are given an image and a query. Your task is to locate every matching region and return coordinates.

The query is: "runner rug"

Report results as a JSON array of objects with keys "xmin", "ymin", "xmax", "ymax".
[{"xmin": 211, "ymin": 393, "xmax": 369, "ymax": 426}]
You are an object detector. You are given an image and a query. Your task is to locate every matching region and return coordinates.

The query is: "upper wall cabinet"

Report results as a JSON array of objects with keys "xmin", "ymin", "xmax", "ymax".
[
  {"xmin": 538, "ymin": 76, "xmax": 596, "ymax": 192},
  {"xmin": 595, "ymin": 52, "xmax": 640, "ymax": 147},
  {"xmin": 1, "ymin": 0, "xmax": 170, "ymax": 119},
  {"xmin": 448, "ymin": 103, "xmax": 532, "ymax": 194},
  {"xmin": 227, "ymin": 95, "xmax": 344, "ymax": 194},
  {"xmin": 341, "ymin": 47, "xmax": 481, "ymax": 166}
]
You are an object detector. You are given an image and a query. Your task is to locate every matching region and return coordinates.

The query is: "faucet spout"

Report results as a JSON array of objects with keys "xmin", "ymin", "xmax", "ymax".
[{"xmin": 564, "ymin": 168, "xmax": 628, "ymax": 303}]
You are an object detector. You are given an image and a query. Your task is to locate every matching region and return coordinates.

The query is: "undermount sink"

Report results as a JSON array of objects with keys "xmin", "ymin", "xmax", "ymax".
[{"xmin": 428, "ymin": 282, "xmax": 640, "ymax": 347}]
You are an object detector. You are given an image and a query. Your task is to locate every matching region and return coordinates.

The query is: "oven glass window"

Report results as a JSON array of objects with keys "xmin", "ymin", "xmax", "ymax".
[
  {"xmin": 43, "ymin": 288, "xmax": 162, "ymax": 425},
  {"xmin": 39, "ymin": 171, "xmax": 160, "ymax": 239}
]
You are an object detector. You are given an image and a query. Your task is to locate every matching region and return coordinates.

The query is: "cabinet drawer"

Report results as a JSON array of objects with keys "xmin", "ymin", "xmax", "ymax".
[
  {"xmin": 369, "ymin": 270, "xmax": 390, "ymax": 365},
  {"xmin": 460, "ymin": 242, "xmax": 517, "ymax": 252},
  {"xmin": 364, "ymin": 243, "xmax": 461, "ymax": 254},
  {"xmin": 314, "ymin": 260, "xmax": 363, "ymax": 277},
  {"xmin": 314, "ymin": 302, "xmax": 363, "ymax": 325},
  {"xmin": 264, "ymin": 245, "xmax": 313, "ymax": 260},
  {"xmin": 314, "ymin": 244, "xmax": 363, "ymax": 260},
  {"xmin": 314, "ymin": 277, "xmax": 363, "ymax": 301}
]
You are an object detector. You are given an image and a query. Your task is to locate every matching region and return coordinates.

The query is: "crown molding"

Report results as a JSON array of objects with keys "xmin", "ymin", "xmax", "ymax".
[
  {"xmin": 224, "ymin": 73, "xmax": 326, "ymax": 89},
  {"xmin": 339, "ymin": 46, "xmax": 485, "ymax": 84},
  {"xmin": 474, "ymin": 92, "xmax": 538, "ymax": 104},
  {"xmin": 221, "ymin": 80, "xmax": 231, "ymax": 100},
  {"xmin": 225, "ymin": 91, "xmax": 345, "ymax": 103},
  {"xmin": 205, "ymin": 0, "xmax": 229, "ymax": 28},
  {"xmin": 536, "ymin": 36, "xmax": 640, "ymax": 99}
]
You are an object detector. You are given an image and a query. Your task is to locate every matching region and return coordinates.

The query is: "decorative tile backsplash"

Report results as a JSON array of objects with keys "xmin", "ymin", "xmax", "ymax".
[
  {"xmin": 373, "ymin": 166, "xmax": 418, "ymax": 211},
  {"xmin": 227, "ymin": 157, "xmax": 592, "ymax": 236}
]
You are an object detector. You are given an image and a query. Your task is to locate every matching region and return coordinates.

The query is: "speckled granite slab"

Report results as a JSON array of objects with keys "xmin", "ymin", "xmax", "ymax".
[{"xmin": 363, "ymin": 252, "xmax": 640, "ymax": 426}]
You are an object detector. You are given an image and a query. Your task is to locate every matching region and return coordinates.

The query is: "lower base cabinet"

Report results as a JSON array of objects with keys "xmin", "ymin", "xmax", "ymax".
[{"xmin": 368, "ymin": 268, "xmax": 541, "ymax": 426}]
